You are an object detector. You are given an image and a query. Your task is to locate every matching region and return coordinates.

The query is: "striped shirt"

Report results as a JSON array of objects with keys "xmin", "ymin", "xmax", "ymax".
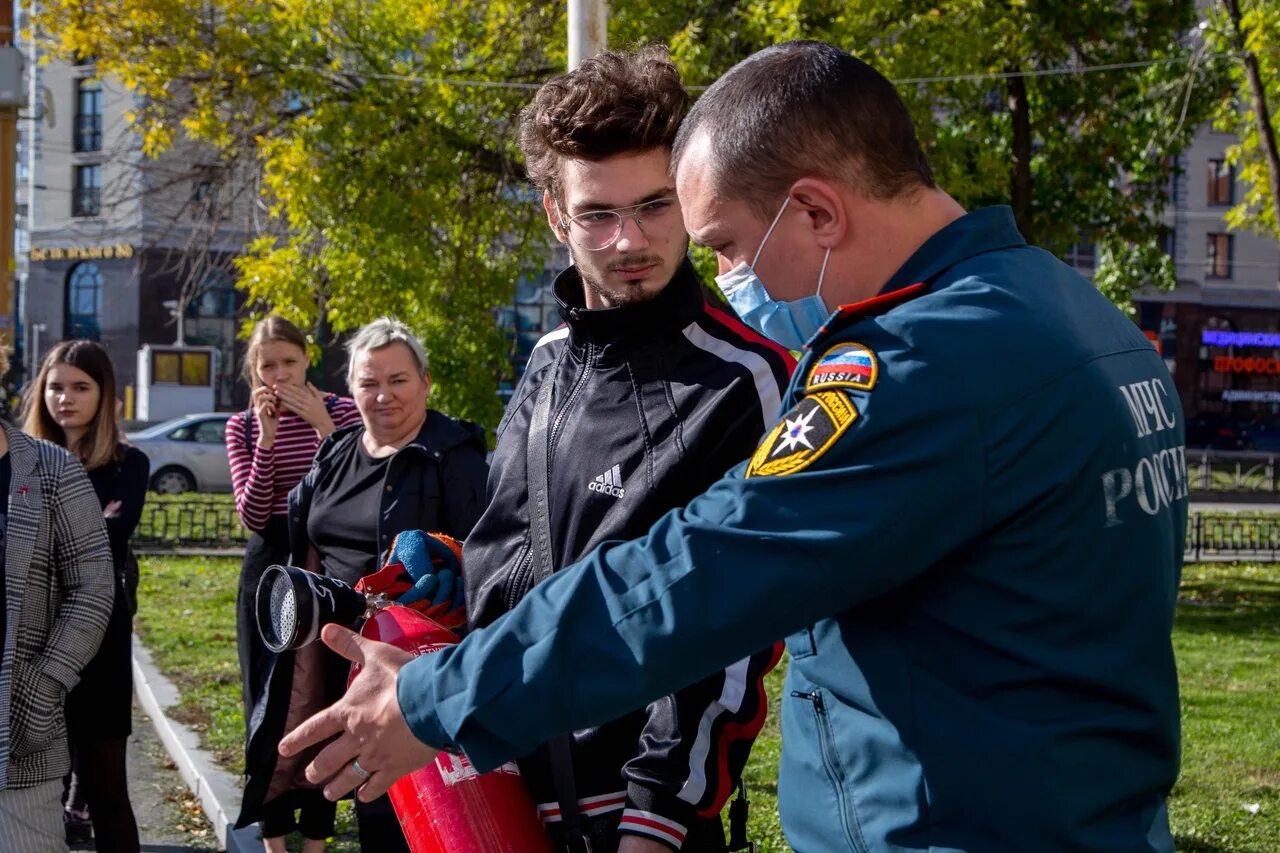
[{"xmin": 225, "ymin": 395, "xmax": 362, "ymax": 531}]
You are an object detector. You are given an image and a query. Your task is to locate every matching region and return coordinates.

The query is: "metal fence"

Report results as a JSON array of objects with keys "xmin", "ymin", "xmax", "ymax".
[
  {"xmin": 1185, "ymin": 512, "xmax": 1280, "ymax": 562},
  {"xmin": 133, "ymin": 494, "xmax": 249, "ymax": 552},
  {"xmin": 131, "ymin": 495, "xmax": 1280, "ymax": 563},
  {"xmin": 1188, "ymin": 450, "xmax": 1280, "ymax": 498}
]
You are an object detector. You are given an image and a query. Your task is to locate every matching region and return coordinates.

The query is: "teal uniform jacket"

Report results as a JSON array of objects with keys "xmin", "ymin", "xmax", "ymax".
[{"xmin": 399, "ymin": 207, "xmax": 1185, "ymax": 852}]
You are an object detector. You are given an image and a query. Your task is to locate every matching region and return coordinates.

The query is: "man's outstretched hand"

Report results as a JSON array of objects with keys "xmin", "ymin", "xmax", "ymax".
[{"xmin": 278, "ymin": 624, "xmax": 440, "ymax": 801}]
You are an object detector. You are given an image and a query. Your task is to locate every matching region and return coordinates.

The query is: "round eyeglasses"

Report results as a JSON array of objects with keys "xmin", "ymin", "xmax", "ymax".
[{"xmin": 559, "ymin": 197, "xmax": 679, "ymax": 251}]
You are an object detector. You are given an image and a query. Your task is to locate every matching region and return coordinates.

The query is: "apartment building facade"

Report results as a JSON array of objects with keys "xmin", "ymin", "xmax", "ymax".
[
  {"xmin": 1125, "ymin": 125, "xmax": 1280, "ymax": 428},
  {"xmin": 19, "ymin": 37, "xmax": 249, "ymax": 410}
]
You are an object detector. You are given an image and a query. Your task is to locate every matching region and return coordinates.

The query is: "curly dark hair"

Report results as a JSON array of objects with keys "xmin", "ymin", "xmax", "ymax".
[{"xmin": 519, "ymin": 45, "xmax": 690, "ymax": 202}]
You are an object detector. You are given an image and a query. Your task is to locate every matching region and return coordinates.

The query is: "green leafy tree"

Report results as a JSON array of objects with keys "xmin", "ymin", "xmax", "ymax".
[
  {"xmin": 620, "ymin": 1, "xmax": 1223, "ymax": 312},
  {"xmin": 34, "ymin": 0, "xmax": 1226, "ymax": 431},
  {"xmin": 1205, "ymin": 0, "xmax": 1280, "ymax": 258},
  {"xmin": 35, "ymin": 0, "xmax": 563, "ymax": 427}
]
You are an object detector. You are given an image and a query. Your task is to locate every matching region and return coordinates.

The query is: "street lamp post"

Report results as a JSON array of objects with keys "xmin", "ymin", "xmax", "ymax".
[
  {"xmin": 28, "ymin": 321, "xmax": 45, "ymax": 378},
  {"xmin": 567, "ymin": 0, "xmax": 606, "ymax": 70},
  {"xmin": 162, "ymin": 299, "xmax": 186, "ymax": 346}
]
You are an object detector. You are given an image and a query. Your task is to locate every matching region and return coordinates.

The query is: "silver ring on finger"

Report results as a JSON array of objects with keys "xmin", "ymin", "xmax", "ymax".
[{"xmin": 351, "ymin": 758, "xmax": 371, "ymax": 780}]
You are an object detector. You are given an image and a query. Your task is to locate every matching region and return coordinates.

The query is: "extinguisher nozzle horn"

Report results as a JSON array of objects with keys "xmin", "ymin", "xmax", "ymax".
[{"xmin": 256, "ymin": 564, "xmax": 370, "ymax": 652}]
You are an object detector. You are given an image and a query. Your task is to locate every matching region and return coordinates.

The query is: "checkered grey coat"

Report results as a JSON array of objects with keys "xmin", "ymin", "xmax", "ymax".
[{"xmin": 0, "ymin": 424, "xmax": 113, "ymax": 789}]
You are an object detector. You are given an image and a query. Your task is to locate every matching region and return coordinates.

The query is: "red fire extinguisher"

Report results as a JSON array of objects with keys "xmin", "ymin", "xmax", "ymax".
[
  {"xmin": 257, "ymin": 565, "xmax": 553, "ymax": 853},
  {"xmin": 356, "ymin": 603, "xmax": 553, "ymax": 853}
]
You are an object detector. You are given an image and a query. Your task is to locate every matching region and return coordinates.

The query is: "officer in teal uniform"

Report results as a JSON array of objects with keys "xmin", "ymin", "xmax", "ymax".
[{"xmin": 282, "ymin": 42, "xmax": 1186, "ymax": 853}]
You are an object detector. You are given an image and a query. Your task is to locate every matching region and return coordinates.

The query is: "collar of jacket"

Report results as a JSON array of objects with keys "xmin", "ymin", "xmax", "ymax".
[
  {"xmin": 881, "ymin": 205, "xmax": 1027, "ymax": 295},
  {"xmin": 318, "ymin": 409, "xmax": 484, "ymax": 466},
  {"xmin": 552, "ymin": 257, "xmax": 706, "ymax": 360},
  {"xmin": 801, "ymin": 206, "xmax": 1027, "ymax": 347}
]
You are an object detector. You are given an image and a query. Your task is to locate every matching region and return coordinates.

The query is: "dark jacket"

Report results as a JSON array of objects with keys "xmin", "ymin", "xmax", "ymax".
[
  {"xmin": 237, "ymin": 409, "xmax": 488, "ymax": 827},
  {"xmin": 463, "ymin": 260, "xmax": 793, "ymax": 849}
]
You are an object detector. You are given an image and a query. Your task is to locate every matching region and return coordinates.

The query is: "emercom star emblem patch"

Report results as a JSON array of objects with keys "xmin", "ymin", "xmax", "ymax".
[
  {"xmin": 747, "ymin": 391, "xmax": 859, "ymax": 477},
  {"xmin": 806, "ymin": 342, "xmax": 878, "ymax": 394}
]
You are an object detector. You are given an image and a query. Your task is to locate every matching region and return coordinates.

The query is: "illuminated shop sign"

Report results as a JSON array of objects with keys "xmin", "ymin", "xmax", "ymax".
[
  {"xmin": 1202, "ymin": 330, "xmax": 1280, "ymax": 348},
  {"xmin": 1214, "ymin": 356, "xmax": 1280, "ymax": 374},
  {"xmin": 1222, "ymin": 389, "xmax": 1280, "ymax": 403},
  {"xmin": 29, "ymin": 244, "xmax": 135, "ymax": 262}
]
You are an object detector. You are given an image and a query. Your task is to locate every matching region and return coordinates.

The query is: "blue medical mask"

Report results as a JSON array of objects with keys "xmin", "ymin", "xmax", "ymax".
[{"xmin": 715, "ymin": 197, "xmax": 832, "ymax": 350}]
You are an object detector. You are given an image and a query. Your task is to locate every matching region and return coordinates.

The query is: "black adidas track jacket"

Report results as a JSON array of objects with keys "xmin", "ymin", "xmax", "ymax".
[{"xmin": 463, "ymin": 259, "xmax": 793, "ymax": 850}]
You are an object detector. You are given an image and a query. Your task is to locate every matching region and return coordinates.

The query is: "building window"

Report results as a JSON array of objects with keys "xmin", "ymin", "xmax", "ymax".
[
  {"xmin": 190, "ymin": 178, "xmax": 220, "ymax": 219},
  {"xmin": 72, "ymin": 164, "xmax": 101, "ymax": 217},
  {"xmin": 183, "ymin": 271, "xmax": 239, "ymax": 407},
  {"xmin": 66, "ymin": 262, "xmax": 103, "ymax": 340},
  {"xmin": 193, "ymin": 274, "xmax": 237, "ymax": 318},
  {"xmin": 1206, "ymin": 233, "xmax": 1234, "ymax": 280},
  {"xmin": 1063, "ymin": 242, "xmax": 1096, "ymax": 270},
  {"xmin": 152, "ymin": 350, "xmax": 212, "ymax": 386},
  {"xmin": 1207, "ymin": 159, "xmax": 1233, "ymax": 206},
  {"xmin": 74, "ymin": 78, "xmax": 103, "ymax": 152},
  {"xmin": 1162, "ymin": 155, "xmax": 1180, "ymax": 204}
]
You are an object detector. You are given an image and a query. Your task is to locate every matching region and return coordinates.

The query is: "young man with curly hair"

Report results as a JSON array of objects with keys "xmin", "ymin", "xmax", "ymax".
[{"xmin": 460, "ymin": 47, "xmax": 795, "ymax": 853}]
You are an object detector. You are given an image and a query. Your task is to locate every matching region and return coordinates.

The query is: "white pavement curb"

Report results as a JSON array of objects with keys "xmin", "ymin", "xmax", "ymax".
[{"xmin": 131, "ymin": 633, "xmax": 261, "ymax": 853}]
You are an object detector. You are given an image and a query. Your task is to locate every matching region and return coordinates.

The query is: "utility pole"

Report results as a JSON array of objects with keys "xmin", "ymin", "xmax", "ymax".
[
  {"xmin": 0, "ymin": 1, "xmax": 25, "ymax": 356},
  {"xmin": 567, "ymin": 0, "xmax": 606, "ymax": 70}
]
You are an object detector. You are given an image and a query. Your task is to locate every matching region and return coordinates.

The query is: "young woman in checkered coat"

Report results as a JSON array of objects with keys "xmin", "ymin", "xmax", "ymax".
[{"xmin": 0, "ymin": 343, "xmax": 115, "ymax": 851}]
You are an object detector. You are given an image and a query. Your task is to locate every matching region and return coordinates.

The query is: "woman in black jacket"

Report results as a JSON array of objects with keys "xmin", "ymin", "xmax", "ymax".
[
  {"xmin": 25, "ymin": 340, "xmax": 149, "ymax": 853},
  {"xmin": 238, "ymin": 317, "xmax": 488, "ymax": 852}
]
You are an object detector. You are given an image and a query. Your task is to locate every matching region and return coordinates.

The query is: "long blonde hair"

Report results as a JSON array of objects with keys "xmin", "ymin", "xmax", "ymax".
[
  {"xmin": 243, "ymin": 316, "xmax": 310, "ymax": 389},
  {"xmin": 24, "ymin": 340, "xmax": 123, "ymax": 470}
]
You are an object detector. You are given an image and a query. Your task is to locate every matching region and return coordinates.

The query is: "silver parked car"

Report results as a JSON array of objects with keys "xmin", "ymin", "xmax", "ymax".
[{"xmin": 127, "ymin": 413, "xmax": 233, "ymax": 494}]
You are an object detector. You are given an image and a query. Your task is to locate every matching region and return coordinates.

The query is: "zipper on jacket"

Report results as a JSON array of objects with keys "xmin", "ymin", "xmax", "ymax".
[
  {"xmin": 790, "ymin": 689, "xmax": 824, "ymax": 710},
  {"xmin": 790, "ymin": 688, "xmax": 867, "ymax": 851},
  {"xmin": 548, "ymin": 343, "xmax": 594, "ymax": 453},
  {"xmin": 504, "ymin": 547, "xmax": 535, "ymax": 612},
  {"xmin": 507, "ymin": 346, "xmax": 594, "ymax": 612}
]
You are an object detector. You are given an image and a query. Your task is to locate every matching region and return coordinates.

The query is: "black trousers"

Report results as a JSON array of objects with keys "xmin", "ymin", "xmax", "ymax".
[
  {"xmin": 259, "ymin": 789, "xmax": 337, "ymax": 841},
  {"xmin": 355, "ymin": 796, "xmax": 411, "ymax": 852}
]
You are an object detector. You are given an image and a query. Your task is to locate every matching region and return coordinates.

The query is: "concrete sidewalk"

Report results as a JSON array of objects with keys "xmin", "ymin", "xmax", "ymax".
[
  {"xmin": 128, "ymin": 636, "xmax": 259, "ymax": 853},
  {"xmin": 115, "ymin": 703, "xmax": 220, "ymax": 853}
]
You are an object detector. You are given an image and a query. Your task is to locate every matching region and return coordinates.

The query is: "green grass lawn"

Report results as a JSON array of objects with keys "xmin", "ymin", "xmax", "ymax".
[
  {"xmin": 135, "ymin": 556, "xmax": 244, "ymax": 772},
  {"xmin": 135, "ymin": 557, "xmax": 1279, "ymax": 852},
  {"xmin": 1169, "ymin": 564, "xmax": 1279, "ymax": 853}
]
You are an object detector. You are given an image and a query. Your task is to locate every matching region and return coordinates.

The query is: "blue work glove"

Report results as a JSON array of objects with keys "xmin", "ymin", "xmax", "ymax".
[
  {"xmin": 398, "ymin": 568, "xmax": 459, "ymax": 609},
  {"xmin": 390, "ymin": 529, "xmax": 466, "ymax": 615}
]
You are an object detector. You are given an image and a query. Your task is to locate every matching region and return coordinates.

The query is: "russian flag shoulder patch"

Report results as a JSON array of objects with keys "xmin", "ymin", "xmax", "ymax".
[{"xmin": 806, "ymin": 341, "xmax": 878, "ymax": 393}]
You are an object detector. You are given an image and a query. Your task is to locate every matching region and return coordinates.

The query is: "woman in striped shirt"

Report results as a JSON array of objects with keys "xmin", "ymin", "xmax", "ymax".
[{"xmin": 225, "ymin": 316, "xmax": 360, "ymax": 853}]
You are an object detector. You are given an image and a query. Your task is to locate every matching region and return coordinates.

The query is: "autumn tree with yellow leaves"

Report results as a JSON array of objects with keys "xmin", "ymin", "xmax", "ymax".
[
  {"xmin": 34, "ymin": 0, "xmax": 1232, "ymax": 425},
  {"xmin": 36, "ymin": 0, "xmax": 565, "ymax": 426}
]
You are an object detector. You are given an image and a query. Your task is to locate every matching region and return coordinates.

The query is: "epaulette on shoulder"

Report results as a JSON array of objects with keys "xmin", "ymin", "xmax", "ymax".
[{"xmin": 815, "ymin": 281, "xmax": 929, "ymax": 340}]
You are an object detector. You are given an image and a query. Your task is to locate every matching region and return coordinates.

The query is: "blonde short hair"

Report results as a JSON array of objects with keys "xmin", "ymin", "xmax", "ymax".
[{"xmin": 345, "ymin": 317, "xmax": 429, "ymax": 390}]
